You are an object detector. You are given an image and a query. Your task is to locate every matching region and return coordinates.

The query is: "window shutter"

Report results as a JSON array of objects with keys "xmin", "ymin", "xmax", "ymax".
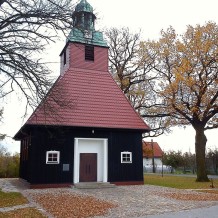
[{"xmin": 85, "ymin": 45, "xmax": 94, "ymax": 61}]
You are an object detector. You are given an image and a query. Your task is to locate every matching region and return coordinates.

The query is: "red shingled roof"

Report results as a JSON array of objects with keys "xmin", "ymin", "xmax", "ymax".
[
  {"xmin": 25, "ymin": 67, "xmax": 149, "ymax": 130},
  {"xmin": 142, "ymin": 141, "xmax": 163, "ymax": 158}
]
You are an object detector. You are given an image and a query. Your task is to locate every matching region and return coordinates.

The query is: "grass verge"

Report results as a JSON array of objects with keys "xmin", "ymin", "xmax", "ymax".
[
  {"xmin": 0, "ymin": 208, "xmax": 46, "ymax": 218},
  {"xmin": 144, "ymin": 174, "xmax": 218, "ymax": 189},
  {"xmin": 0, "ymin": 189, "xmax": 28, "ymax": 208}
]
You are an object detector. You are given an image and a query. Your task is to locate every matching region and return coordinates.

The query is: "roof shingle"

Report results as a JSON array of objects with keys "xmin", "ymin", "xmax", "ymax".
[
  {"xmin": 26, "ymin": 68, "xmax": 149, "ymax": 130},
  {"xmin": 142, "ymin": 141, "xmax": 163, "ymax": 158}
]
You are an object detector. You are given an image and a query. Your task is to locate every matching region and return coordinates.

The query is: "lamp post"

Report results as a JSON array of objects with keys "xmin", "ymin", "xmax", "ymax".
[{"xmin": 151, "ymin": 139, "xmax": 155, "ymax": 173}]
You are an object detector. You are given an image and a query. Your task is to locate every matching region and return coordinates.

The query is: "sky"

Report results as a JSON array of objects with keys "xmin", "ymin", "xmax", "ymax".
[{"xmin": 1, "ymin": 0, "xmax": 218, "ymax": 154}]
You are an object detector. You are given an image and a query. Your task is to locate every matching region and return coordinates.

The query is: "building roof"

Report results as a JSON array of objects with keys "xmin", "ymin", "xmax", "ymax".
[
  {"xmin": 14, "ymin": 0, "xmax": 150, "ymax": 140},
  {"xmin": 75, "ymin": 0, "xmax": 93, "ymax": 13},
  {"xmin": 17, "ymin": 68, "xmax": 149, "ymax": 132},
  {"xmin": 142, "ymin": 141, "xmax": 163, "ymax": 158},
  {"xmin": 67, "ymin": 29, "xmax": 108, "ymax": 47},
  {"xmin": 69, "ymin": 0, "xmax": 107, "ymax": 47}
]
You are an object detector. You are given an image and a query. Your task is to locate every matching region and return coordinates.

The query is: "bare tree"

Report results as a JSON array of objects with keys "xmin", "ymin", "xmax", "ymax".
[
  {"xmin": 105, "ymin": 27, "xmax": 144, "ymax": 94},
  {"xmin": 105, "ymin": 27, "xmax": 169, "ymax": 137},
  {"xmin": 0, "ymin": 109, "xmax": 5, "ymax": 139},
  {"xmin": 0, "ymin": 0, "xmax": 75, "ymax": 111}
]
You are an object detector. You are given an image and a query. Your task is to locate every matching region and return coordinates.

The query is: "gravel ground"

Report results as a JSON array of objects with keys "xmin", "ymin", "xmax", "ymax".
[
  {"xmin": 76, "ymin": 185, "xmax": 218, "ymax": 217},
  {"xmin": 1, "ymin": 178, "xmax": 218, "ymax": 218}
]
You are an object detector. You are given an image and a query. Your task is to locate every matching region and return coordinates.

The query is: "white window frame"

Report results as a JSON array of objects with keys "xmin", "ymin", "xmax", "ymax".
[
  {"xmin": 121, "ymin": 151, "xmax": 132, "ymax": 163},
  {"xmin": 46, "ymin": 151, "xmax": 60, "ymax": 164}
]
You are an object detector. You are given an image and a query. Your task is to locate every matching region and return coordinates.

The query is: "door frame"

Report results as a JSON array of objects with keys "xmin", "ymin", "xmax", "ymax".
[{"xmin": 74, "ymin": 138, "xmax": 108, "ymax": 184}]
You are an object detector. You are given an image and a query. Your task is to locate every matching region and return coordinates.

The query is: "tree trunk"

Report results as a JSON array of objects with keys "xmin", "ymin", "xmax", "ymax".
[{"xmin": 195, "ymin": 127, "xmax": 209, "ymax": 182}]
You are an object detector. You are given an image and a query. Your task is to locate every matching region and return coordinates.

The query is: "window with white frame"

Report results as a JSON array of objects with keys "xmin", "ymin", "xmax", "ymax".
[
  {"xmin": 121, "ymin": 151, "xmax": 132, "ymax": 163},
  {"xmin": 46, "ymin": 151, "xmax": 60, "ymax": 164}
]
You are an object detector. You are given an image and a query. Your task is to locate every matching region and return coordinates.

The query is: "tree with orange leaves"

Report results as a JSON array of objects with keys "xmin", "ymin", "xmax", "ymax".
[{"xmin": 140, "ymin": 22, "xmax": 218, "ymax": 181}]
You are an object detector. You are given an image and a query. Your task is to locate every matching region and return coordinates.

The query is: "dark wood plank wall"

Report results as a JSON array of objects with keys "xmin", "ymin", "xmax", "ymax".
[
  {"xmin": 108, "ymin": 131, "xmax": 144, "ymax": 182},
  {"xmin": 19, "ymin": 136, "xmax": 31, "ymax": 181},
  {"xmin": 23, "ymin": 126, "xmax": 144, "ymax": 185}
]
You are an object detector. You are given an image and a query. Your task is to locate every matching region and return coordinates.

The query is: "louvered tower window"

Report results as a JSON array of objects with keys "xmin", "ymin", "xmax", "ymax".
[{"xmin": 85, "ymin": 45, "xmax": 94, "ymax": 61}]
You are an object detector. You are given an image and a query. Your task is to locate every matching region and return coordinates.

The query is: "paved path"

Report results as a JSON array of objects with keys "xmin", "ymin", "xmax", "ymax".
[
  {"xmin": 144, "ymin": 205, "xmax": 218, "ymax": 218},
  {"xmin": 0, "ymin": 203, "xmax": 34, "ymax": 212},
  {"xmin": 1, "ymin": 178, "xmax": 218, "ymax": 218},
  {"xmin": 0, "ymin": 178, "xmax": 54, "ymax": 217}
]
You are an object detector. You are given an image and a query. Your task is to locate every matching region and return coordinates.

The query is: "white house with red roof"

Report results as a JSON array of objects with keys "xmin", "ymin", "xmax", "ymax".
[
  {"xmin": 14, "ymin": 0, "xmax": 150, "ymax": 188},
  {"xmin": 142, "ymin": 141, "xmax": 163, "ymax": 167}
]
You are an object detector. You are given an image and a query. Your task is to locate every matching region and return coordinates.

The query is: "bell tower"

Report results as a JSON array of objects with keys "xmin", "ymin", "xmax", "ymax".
[
  {"xmin": 60, "ymin": 0, "xmax": 108, "ymax": 74},
  {"xmin": 73, "ymin": 0, "xmax": 95, "ymax": 33}
]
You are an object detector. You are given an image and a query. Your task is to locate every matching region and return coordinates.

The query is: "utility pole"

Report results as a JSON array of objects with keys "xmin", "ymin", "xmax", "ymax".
[
  {"xmin": 161, "ymin": 154, "xmax": 164, "ymax": 177},
  {"xmin": 151, "ymin": 139, "xmax": 155, "ymax": 173}
]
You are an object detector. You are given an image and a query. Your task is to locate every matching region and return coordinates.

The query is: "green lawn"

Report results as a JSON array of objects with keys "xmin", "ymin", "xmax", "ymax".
[
  {"xmin": 0, "ymin": 189, "xmax": 46, "ymax": 217},
  {"xmin": 144, "ymin": 174, "xmax": 218, "ymax": 189},
  {"xmin": 0, "ymin": 189, "xmax": 28, "ymax": 207}
]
